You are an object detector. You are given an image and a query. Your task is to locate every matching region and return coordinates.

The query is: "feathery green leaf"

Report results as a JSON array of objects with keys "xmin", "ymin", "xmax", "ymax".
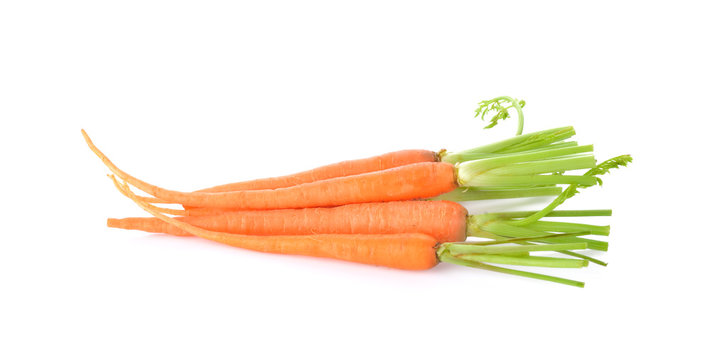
[{"xmin": 474, "ymin": 96, "xmax": 526, "ymax": 135}]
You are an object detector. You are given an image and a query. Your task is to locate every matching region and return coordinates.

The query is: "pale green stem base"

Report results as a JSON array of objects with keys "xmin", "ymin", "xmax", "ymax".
[{"xmin": 429, "ymin": 186, "xmax": 562, "ymax": 201}]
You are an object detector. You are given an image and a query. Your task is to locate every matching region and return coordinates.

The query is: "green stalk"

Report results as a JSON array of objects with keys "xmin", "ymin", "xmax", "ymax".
[
  {"xmin": 455, "ymin": 254, "xmax": 588, "ymax": 268},
  {"xmin": 460, "ymin": 144, "xmax": 594, "ymax": 175},
  {"xmin": 466, "ymin": 174, "xmax": 597, "ymax": 187},
  {"xmin": 556, "ymin": 250, "xmax": 607, "ymax": 267},
  {"xmin": 445, "ymin": 242, "xmax": 587, "ymax": 255},
  {"xmin": 456, "ymin": 145, "xmax": 597, "ymax": 188},
  {"xmin": 486, "ymin": 209, "xmax": 612, "ymax": 218},
  {"xmin": 469, "ymin": 219, "xmax": 609, "ymax": 252},
  {"xmin": 467, "ymin": 217, "xmax": 608, "ymax": 266},
  {"xmin": 437, "ymin": 251, "xmax": 585, "ymax": 287},
  {"xmin": 485, "ymin": 155, "xmax": 596, "ymax": 176},
  {"xmin": 504, "ymin": 140, "xmax": 578, "ymax": 154},
  {"xmin": 507, "ymin": 155, "xmax": 633, "ymax": 227},
  {"xmin": 452, "ymin": 141, "xmax": 581, "ymax": 162},
  {"xmin": 429, "ymin": 186, "xmax": 562, "ymax": 201},
  {"xmin": 440, "ymin": 126, "xmax": 575, "ymax": 164},
  {"xmin": 538, "ymin": 236, "xmax": 608, "ymax": 252},
  {"xmin": 466, "ymin": 232, "xmax": 593, "ymax": 245},
  {"xmin": 472, "ymin": 235, "xmax": 608, "ymax": 253},
  {"xmin": 525, "ymin": 221, "xmax": 610, "ymax": 236}
]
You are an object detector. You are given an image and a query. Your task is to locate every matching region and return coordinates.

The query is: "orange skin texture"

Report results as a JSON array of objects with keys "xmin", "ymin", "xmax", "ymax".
[
  {"xmin": 197, "ymin": 149, "xmax": 438, "ymax": 192},
  {"xmin": 220, "ymin": 232, "xmax": 440, "ymax": 270},
  {"xmin": 111, "ymin": 176, "xmax": 440, "ymax": 270},
  {"xmin": 108, "ymin": 200, "xmax": 469, "ymax": 243}
]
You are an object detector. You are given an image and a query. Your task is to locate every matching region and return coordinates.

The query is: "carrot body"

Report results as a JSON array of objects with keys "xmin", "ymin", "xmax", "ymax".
[
  {"xmin": 220, "ymin": 232, "xmax": 439, "ymax": 270},
  {"xmin": 108, "ymin": 200, "xmax": 469, "ymax": 242},
  {"xmin": 197, "ymin": 150, "xmax": 437, "ymax": 193},
  {"xmin": 83, "ymin": 130, "xmax": 458, "ymax": 209},
  {"xmin": 111, "ymin": 176, "xmax": 439, "ymax": 270}
]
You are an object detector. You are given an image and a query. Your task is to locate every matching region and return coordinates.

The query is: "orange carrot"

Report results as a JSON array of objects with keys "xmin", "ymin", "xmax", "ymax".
[
  {"xmin": 112, "ymin": 176, "xmax": 439, "ymax": 270},
  {"xmin": 197, "ymin": 150, "xmax": 437, "ymax": 192},
  {"xmin": 108, "ymin": 200, "xmax": 469, "ymax": 242},
  {"xmin": 130, "ymin": 126, "xmax": 579, "ymax": 206},
  {"xmin": 178, "ymin": 149, "xmax": 435, "ymax": 210},
  {"xmin": 84, "ymin": 129, "xmax": 593, "ymax": 209},
  {"xmin": 83, "ymin": 130, "xmax": 458, "ymax": 209},
  {"xmin": 190, "ymin": 126, "xmax": 577, "ymax": 194}
]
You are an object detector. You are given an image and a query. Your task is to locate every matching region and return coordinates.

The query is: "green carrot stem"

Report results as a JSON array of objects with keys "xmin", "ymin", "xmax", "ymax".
[
  {"xmin": 460, "ymin": 144, "xmax": 594, "ymax": 175},
  {"xmin": 455, "ymin": 254, "xmax": 588, "ymax": 268},
  {"xmin": 479, "ymin": 239, "xmax": 607, "ymax": 266},
  {"xmin": 556, "ymin": 250, "xmax": 608, "ymax": 267},
  {"xmin": 510, "ymin": 141, "xmax": 578, "ymax": 153},
  {"xmin": 535, "ymin": 236, "xmax": 608, "ymax": 252},
  {"xmin": 440, "ymin": 126, "xmax": 575, "ymax": 163},
  {"xmin": 469, "ymin": 221, "xmax": 609, "ymax": 252},
  {"xmin": 506, "ymin": 155, "xmax": 633, "ymax": 227},
  {"xmin": 437, "ymin": 252, "xmax": 585, "ymax": 287},
  {"xmin": 445, "ymin": 242, "xmax": 587, "ymax": 255},
  {"xmin": 467, "ymin": 231, "xmax": 592, "ymax": 245},
  {"xmin": 447, "ymin": 141, "xmax": 580, "ymax": 163},
  {"xmin": 486, "ymin": 209, "xmax": 612, "ymax": 218},
  {"xmin": 472, "ymin": 235, "xmax": 607, "ymax": 252},
  {"xmin": 429, "ymin": 186, "xmax": 562, "ymax": 201},
  {"xmin": 524, "ymin": 221, "xmax": 610, "ymax": 236},
  {"xmin": 467, "ymin": 219, "xmax": 608, "ymax": 256},
  {"xmin": 507, "ymin": 96, "xmax": 525, "ymax": 135},
  {"xmin": 486, "ymin": 155, "xmax": 596, "ymax": 176},
  {"xmin": 465, "ymin": 174, "xmax": 597, "ymax": 187}
]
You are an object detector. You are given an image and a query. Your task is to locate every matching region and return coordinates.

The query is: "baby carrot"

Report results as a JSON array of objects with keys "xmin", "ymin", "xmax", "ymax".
[
  {"xmin": 108, "ymin": 201, "xmax": 469, "ymax": 242},
  {"xmin": 193, "ymin": 126, "xmax": 575, "ymax": 193},
  {"xmin": 133, "ymin": 125, "xmax": 574, "ymax": 206},
  {"xmin": 83, "ymin": 130, "xmax": 597, "ymax": 210}
]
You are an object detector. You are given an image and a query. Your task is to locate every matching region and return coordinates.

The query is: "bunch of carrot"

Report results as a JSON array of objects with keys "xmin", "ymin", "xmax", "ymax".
[{"xmin": 85, "ymin": 97, "xmax": 631, "ymax": 287}]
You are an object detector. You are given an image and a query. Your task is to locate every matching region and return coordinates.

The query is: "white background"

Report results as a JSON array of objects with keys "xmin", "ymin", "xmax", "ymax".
[{"xmin": 1, "ymin": 1, "xmax": 709, "ymax": 359}]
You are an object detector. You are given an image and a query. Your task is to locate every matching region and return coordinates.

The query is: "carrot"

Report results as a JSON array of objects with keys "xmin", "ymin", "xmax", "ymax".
[
  {"xmin": 187, "ymin": 96, "xmax": 569, "ymax": 195},
  {"xmin": 126, "ymin": 124, "xmax": 576, "ymax": 207},
  {"xmin": 107, "ymin": 203, "xmax": 610, "ymax": 263},
  {"xmin": 126, "ymin": 126, "xmax": 571, "ymax": 209},
  {"xmin": 83, "ymin": 129, "xmax": 598, "ymax": 210},
  {"xmin": 175, "ymin": 133, "xmax": 570, "ymax": 209},
  {"xmin": 198, "ymin": 149, "xmax": 437, "ymax": 192},
  {"xmin": 108, "ymin": 201, "xmax": 469, "ymax": 242},
  {"xmin": 193, "ymin": 126, "xmax": 576, "ymax": 193},
  {"xmin": 110, "ymin": 175, "xmax": 596, "ymax": 287},
  {"xmin": 99, "ymin": 96, "xmax": 575, "ymax": 207},
  {"xmin": 84, "ymin": 131, "xmax": 458, "ymax": 208}
]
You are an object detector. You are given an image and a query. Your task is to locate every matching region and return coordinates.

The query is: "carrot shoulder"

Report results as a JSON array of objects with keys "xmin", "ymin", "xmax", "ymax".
[{"xmin": 83, "ymin": 130, "xmax": 458, "ymax": 209}]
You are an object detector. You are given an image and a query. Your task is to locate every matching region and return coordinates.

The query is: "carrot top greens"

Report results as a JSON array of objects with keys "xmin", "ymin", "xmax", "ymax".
[
  {"xmin": 437, "ymin": 233, "xmax": 593, "ymax": 287},
  {"xmin": 440, "ymin": 155, "xmax": 634, "ymax": 286},
  {"xmin": 475, "ymin": 95, "xmax": 526, "ymax": 135},
  {"xmin": 438, "ymin": 126, "xmax": 575, "ymax": 164}
]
